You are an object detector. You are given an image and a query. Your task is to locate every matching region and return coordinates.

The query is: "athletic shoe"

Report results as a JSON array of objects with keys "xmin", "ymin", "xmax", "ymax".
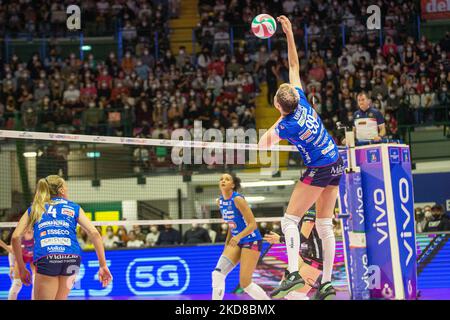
[
  {"xmin": 312, "ymin": 281, "xmax": 336, "ymax": 300},
  {"xmin": 270, "ymin": 271, "xmax": 305, "ymax": 299},
  {"xmin": 285, "ymin": 291, "xmax": 309, "ymax": 300}
]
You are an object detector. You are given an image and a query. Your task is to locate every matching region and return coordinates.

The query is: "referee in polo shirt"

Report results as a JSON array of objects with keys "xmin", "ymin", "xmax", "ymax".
[{"xmin": 353, "ymin": 91, "xmax": 386, "ymax": 142}]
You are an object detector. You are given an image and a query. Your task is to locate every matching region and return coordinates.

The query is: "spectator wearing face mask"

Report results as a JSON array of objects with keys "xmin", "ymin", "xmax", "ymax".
[
  {"xmin": 420, "ymin": 85, "xmax": 436, "ymax": 123},
  {"xmin": 103, "ymin": 226, "xmax": 119, "ymax": 249},
  {"xmin": 156, "ymin": 224, "xmax": 181, "ymax": 245},
  {"xmin": 424, "ymin": 205, "xmax": 449, "ymax": 232},
  {"xmin": 259, "ymin": 222, "xmax": 270, "ymax": 237},
  {"xmin": 423, "ymin": 205, "xmax": 433, "ymax": 223},
  {"xmin": 146, "ymin": 225, "xmax": 160, "ymax": 247},
  {"xmin": 216, "ymin": 223, "xmax": 228, "ymax": 243},
  {"xmin": 415, "ymin": 208, "xmax": 427, "ymax": 233},
  {"xmin": 203, "ymin": 224, "xmax": 217, "ymax": 243},
  {"xmin": 127, "ymin": 230, "xmax": 145, "ymax": 248},
  {"xmin": 183, "ymin": 223, "xmax": 212, "ymax": 244},
  {"xmin": 384, "ymin": 113, "xmax": 398, "ymax": 139}
]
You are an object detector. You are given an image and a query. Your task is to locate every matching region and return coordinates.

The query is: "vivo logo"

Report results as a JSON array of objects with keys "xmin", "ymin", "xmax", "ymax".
[
  {"xmin": 373, "ymin": 189, "xmax": 388, "ymax": 245},
  {"xmin": 126, "ymin": 257, "xmax": 190, "ymax": 295},
  {"xmin": 356, "ymin": 187, "xmax": 364, "ymax": 224},
  {"xmin": 399, "ymin": 178, "xmax": 413, "ymax": 266}
]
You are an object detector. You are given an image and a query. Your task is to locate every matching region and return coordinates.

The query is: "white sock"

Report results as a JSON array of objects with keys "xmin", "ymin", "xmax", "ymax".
[
  {"xmin": 316, "ymin": 218, "xmax": 335, "ymax": 283},
  {"xmin": 212, "ymin": 271, "xmax": 226, "ymax": 300},
  {"xmin": 243, "ymin": 282, "xmax": 271, "ymax": 300},
  {"xmin": 285, "ymin": 291, "xmax": 309, "ymax": 300},
  {"xmin": 8, "ymin": 279, "xmax": 22, "ymax": 300},
  {"xmin": 31, "ymin": 273, "xmax": 36, "ymax": 300},
  {"xmin": 281, "ymin": 214, "xmax": 301, "ymax": 273}
]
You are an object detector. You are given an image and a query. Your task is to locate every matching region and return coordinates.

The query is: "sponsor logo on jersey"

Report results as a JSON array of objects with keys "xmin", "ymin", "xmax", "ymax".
[
  {"xmin": 306, "ymin": 135, "xmax": 315, "ymax": 143},
  {"xmin": 45, "ymin": 229, "xmax": 70, "ymax": 236},
  {"xmin": 47, "ymin": 246, "xmax": 66, "ymax": 253},
  {"xmin": 38, "ymin": 220, "xmax": 70, "ymax": 229},
  {"xmin": 41, "ymin": 237, "xmax": 71, "ymax": 247},
  {"xmin": 298, "ymin": 109, "xmax": 307, "ymax": 126},
  {"xmin": 40, "ymin": 231, "xmax": 47, "ymax": 237},
  {"xmin": 62, "ymin": 208, "xmax": 75, "ymax": 218},
  {"xmin": 300, "ymin": 130, "xmax": 312, "ymax": 140},
  {"xmin": 321, "ymin": 141, "xmax": 335, "ymax": 155},
  {"xmin": 48, "ymin": 254, "xmax": 79, "ymax": 260},
  {"xmin": 308, "ymin": 169, "xmax": 317, "ymax": 178}
]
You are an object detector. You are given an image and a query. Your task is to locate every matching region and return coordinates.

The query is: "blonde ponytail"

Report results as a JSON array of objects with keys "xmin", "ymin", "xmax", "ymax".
[
  {"xmin": 27, "ymin": 175, "xmax": 65, "ymax": 230},
  {"xmin": 28, "ymin": 179, "xmax": 51, "ymax": 230}
]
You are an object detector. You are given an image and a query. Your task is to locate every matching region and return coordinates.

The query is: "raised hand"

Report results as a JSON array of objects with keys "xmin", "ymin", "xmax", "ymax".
[{"xmin": 277, "ymin": 15, "xmax": 293, "ymax": 35}]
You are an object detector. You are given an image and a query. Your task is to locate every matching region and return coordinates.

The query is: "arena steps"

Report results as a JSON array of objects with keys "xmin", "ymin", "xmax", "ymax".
[{"xmin": 169, "ymin": 0, "xmax": 199, "ymax": 55}]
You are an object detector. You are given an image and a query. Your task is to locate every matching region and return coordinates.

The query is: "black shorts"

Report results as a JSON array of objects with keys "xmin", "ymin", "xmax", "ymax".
[
  {"xmin": 238, "ymin": 240, "xmax": 263, "ymax": 252},
  {"xmin": 35, "ymin": 254, "xmax": 81, "ymax": 277},
  {"xmin": 300, "ymin": 156, "xmax": 344, "ymax": 188}
]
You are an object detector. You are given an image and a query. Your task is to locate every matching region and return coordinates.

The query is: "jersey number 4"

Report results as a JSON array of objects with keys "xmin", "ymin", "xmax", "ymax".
[{"xmin": 47, "ymin": 205, "xmax": 57, "ymax": 218}]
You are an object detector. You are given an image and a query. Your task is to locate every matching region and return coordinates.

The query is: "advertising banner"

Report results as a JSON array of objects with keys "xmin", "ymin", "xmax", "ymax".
[
  {"xmin": 421, "ymin": 0, "xmax": 450, "ymax": 20},
  {"xmin": 0, "ymin": 244, "xmax": 245, "ymax": 299},
  {"xmin": 356, "ymin": 147, "xmax": 397, "ymax": 299},
  {"xmin": 388, "ymin": 146, "xmax": 417, "ymax": 299}
]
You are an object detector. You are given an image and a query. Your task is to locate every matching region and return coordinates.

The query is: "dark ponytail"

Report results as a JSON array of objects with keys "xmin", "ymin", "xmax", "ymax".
[{"xmin": 229, "ymin": 173, "xmax": 241, "ymax": 191}]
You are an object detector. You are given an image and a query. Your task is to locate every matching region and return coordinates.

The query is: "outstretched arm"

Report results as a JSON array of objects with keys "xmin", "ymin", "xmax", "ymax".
[
  {"xmin": 258, "ymin": 115, "xmax": 283, "ymax": 149},
  {"xmin": 277, "ymin": 15, "xmax": 302, "ymax": 89}
]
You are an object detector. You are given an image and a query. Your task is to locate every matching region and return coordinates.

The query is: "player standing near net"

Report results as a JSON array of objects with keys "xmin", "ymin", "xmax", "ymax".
[
  {"xmin": 11, "ymin": 175, "xmax": 112, "ymax": 300},
  {"xmin": 264, "ymin": 210, "xmax": 323, "ymax": 300},
  {"xmin": 1, "ymin": 231, "xmax": 37, "ymax": 300},
  {"xmin": 212, "ymin": 173, "xmax": 270, "ymax": 300},
  {"xmin": 258, "ymin": 16, "xmax": 344, "ymax": 299}
]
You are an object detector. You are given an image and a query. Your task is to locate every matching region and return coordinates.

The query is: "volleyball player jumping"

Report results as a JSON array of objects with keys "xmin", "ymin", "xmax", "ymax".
[
  {"xmin": 11, "ymin": 175, "xmax": 112, "ymax": 300},
  {"xmin": 259, "ymin": 16, "xmax": 344, "ymax": 299},
  {"xmin": 212, "ymin": 173, "xmax": 270, "ymax": 300}
]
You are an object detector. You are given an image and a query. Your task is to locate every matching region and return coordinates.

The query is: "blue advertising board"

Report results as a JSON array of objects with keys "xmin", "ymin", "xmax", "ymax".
[
  {"xmin": 356, "ymin": 146, "xmax": 397, "ymax": 299},
  {"xmin": 0, "ymin": 244, "xmax": 248, "ymax": 299},
  {"xmin": 388, "ymin": 146, "xmax": 417, "ymax": 299}
]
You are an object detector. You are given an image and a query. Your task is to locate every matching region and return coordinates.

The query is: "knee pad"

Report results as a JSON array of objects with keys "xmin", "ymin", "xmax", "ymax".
[
  {"xmin": 316, "ymin": 218, "xmax": 334, "ymax": 240},
  {"xmin": 10, "ymin": 279, "xmax": 22, "ymax": 293},
  {"xmin": 213, "ymin": 255, "xmax": 235, "ymax": 276},
  {"xmin": 281, "ymin": 214, "xmax": 301, "ymax": 234}
]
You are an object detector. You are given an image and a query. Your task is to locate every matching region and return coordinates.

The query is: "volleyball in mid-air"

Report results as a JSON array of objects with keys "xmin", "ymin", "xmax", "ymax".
[{"xmin": 251, "ymin": 14, "xmax": 277, "ymax": 39}]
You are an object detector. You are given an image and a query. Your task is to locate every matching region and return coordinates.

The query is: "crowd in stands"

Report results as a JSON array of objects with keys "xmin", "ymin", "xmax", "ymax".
[
  {"xmin": 0, "ymin": 0, "xmax": 448, "ymax": 173},
  {"xmin": 0, "ymin": 0, "xmax": 174, "ymax": 39},
  {"xmin": 197, "ymin": 0, "xmax": 449, "ymax": 144},
  {"xmin": 415, "ymin": 204, "xmax": 450, "ymax": 233}
]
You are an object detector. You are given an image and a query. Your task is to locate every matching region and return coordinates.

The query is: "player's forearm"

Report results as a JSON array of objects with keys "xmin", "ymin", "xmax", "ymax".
[
  {"xmin": 236, "ymin": 222, "xmax": 258, "ymax": 240},
  {"xmin": 258, "ymin": 117, "xmax": 283, "ymax": 148},
  {"xmin": 90, "ymin": 232, "xmax": 107, "ymax": 267},
  {"xmin": 11, "ymin": 237, "xmax": 25, "ymax": 270},
  {"xmin": 285, "ymin": 31, "xmax": 299, "ymax": 70}
]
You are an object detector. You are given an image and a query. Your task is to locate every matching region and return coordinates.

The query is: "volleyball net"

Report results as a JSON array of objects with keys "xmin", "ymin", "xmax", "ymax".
[{"xmin": 0, "ymin": 129, "xmax": 309, "ymax": 231}]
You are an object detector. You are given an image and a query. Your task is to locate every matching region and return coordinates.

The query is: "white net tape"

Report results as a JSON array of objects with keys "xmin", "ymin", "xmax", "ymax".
[
  {"xmin": 0, "ymin": 129, "xmax": 297, "ymax": 152},
  {"xmin": 0, "ymin": 217, "xmax": 282, "ymax": 228}
]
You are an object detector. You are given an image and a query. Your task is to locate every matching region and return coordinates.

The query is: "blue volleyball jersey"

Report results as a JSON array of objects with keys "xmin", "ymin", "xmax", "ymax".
[
  {"xmin": 219, "ymin": 191, "xmax": 262, "ymax": 244},
  {"xmin": 28, "ymin": 197, "xmax": 82, "ymax": 261},
  {"xmin": 275, "ymin": 87, "xmax": 339, "ymax": 167}
]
